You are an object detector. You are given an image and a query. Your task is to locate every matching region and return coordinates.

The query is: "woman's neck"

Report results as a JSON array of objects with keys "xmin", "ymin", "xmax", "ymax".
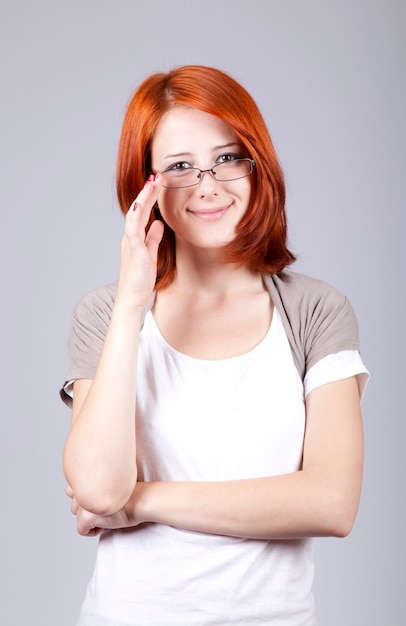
[{"xmin": 168, "ymin": 246, "xmax": 262, "ymax": 298}]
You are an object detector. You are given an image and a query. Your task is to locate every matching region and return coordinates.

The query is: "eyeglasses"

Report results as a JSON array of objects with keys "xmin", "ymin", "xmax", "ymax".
[{"xmin": 159, "ymin": 158, "xmax": 256, "ymax": 189}]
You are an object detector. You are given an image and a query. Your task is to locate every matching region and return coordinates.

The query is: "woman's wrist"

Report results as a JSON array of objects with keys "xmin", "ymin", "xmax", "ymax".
[
  {"xmin": 125, "ymin": 481, "xmax": 160, "ymax": 527},
  {"xmin": 111, "ymin": 297, "xmax": 148, "ymax": 320}
]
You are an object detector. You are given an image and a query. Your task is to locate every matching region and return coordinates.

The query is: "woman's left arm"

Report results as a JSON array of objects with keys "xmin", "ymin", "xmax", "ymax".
[{"xmin": 71, "ymin": 376, "xmax": 363, "ymax": 540}]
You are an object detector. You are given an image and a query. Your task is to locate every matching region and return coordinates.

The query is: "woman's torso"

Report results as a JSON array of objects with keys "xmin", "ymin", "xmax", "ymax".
[{"xmin": 77, "ymin": 305, "xmax": 316, "ymax": 626}]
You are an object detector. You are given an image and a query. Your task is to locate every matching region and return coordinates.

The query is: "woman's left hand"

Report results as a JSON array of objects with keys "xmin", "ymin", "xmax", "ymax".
[{"xmin": 66, "ymin": 484, "xmax": 133, "ymax": 537}]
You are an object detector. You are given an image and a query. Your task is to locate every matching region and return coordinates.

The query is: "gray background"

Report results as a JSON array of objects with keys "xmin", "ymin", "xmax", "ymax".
[{"xmin": 1, "ymin": 1, "xmax": 404, "ymax": 624}]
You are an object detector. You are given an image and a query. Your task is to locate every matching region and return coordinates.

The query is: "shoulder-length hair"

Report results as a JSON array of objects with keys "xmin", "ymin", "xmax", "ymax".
[{"xmin": 116, "ymin": 65, "xmax": 295, "ymax": 289}]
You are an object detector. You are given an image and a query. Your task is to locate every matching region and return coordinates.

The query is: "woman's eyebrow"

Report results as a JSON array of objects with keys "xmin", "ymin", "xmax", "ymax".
[
  {"xmin": 162, "ymin": 151, "xmax": 193, "ymax": 160},
  {"xmin": 162, "ymin": 142, "xmax": 241, "ymax": 161},
  {"xmin": 212, "ymin": 142, "xmax": 241, "ymax": 151}
]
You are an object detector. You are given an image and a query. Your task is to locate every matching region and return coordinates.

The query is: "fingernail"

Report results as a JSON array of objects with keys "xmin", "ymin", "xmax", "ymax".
[
  {"xmin": 133, "ymin": 202, "xmax": 139, "ymax": 211},
  {"xmin": 153, "ymin": 173, "xmax": 160, "ymax": 182}
]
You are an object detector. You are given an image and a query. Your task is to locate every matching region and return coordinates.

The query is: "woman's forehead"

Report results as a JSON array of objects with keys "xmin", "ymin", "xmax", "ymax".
[{"xmin": 151, "ymin": 107, "xmax": 240, "ymax": 161}]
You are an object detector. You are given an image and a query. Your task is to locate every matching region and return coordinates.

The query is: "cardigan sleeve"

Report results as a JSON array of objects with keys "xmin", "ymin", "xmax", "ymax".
[
  {"xmin": 264, "ymin": 271, "xmax": 361, "ymax": 381},
  {"xmin": 59, "ymin": 282, "xmax": 118, "ymax": 407}
]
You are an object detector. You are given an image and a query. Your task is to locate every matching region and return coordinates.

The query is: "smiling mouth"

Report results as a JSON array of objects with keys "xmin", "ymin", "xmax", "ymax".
[{"xmin": 188, "ymin": 206, "xmax": 230, "ymax": 221}]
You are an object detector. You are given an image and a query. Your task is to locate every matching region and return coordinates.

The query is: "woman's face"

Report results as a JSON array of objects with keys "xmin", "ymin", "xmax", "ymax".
[{"xmin": 151, "ymin": 106, "xmax": 254, "ymax": 254}]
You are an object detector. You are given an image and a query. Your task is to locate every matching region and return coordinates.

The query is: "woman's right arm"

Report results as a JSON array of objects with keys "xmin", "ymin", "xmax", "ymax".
[{"xmin": 63, "ymin": 176, "xmax": 164, "ymax": 516}]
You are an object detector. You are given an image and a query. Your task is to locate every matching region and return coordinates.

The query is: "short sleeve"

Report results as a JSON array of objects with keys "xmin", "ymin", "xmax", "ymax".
[
  {"xmin": 59, "ymin": 282, "xmax": 118, "ymax": 407},
  {"xmin": 304, "ymin": 349, "xmax": 370, "ymax": 399},
  {"xmin": 302, "ymin": 288, "xmax": 360, "ymax": 374}
]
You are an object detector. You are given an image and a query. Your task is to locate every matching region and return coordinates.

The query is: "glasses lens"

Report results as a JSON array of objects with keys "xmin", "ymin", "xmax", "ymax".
[
  {"xmin": 213, "ymin": 159, "xmax": 253, "ymax": 181},
  {"xmin": 161, "ymin": 168, "xmax": 199, "ymax": 189}
]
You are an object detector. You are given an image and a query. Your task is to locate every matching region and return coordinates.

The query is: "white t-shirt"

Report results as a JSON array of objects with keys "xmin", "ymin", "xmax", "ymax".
[{"xmin": 76, "ymin": 309, "xmax": 368, "ymax": 626}]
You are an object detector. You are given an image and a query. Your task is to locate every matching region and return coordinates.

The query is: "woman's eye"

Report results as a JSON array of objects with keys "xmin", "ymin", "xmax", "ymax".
[
  {"xmin": 167, "ymin": 161, "xmax": 192, "ymax": 172},
  {"xmin": 217, "ymin": 153, "xmax": 240, "ymax": 164}
]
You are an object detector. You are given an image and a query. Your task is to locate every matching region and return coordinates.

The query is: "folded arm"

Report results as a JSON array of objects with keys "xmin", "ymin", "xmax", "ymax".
[{"xmin": 70, "ymin": 376, "xmax": 363, "ymax": 540}]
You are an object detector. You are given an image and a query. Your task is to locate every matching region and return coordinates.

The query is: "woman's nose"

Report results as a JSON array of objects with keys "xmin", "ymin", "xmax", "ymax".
[{"xmin": 197, "ymin": 169, "xmax": 219, "ymax": 195}]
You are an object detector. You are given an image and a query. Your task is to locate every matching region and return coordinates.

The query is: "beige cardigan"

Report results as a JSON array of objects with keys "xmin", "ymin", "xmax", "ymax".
[{"xmin": 60, "ymin": 270, "xmax": 360, "ymax": 407}]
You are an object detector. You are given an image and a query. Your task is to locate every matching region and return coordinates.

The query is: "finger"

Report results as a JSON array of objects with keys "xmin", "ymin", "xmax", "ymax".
[
  {"xmin": 82, "ymin": 527, "xmax": 103, "ymax": 538},
  {"xmin": 128, "ymin": 198, "xmax": 143, "ymax": 213},
  {"xmin": 77, "ymin": 511, "xmax": 103, "ymax": 537},
  {"xmin": 65, "ymin": 484, "xmax": 74, "ymax": 498},
  {"xmin": 70, "ymin": 497, "xmax": 79, "ymax": 515},
  {"xmin": 145, "ymin": 219, "xmax": 165, "ymax": 258},
  {"xmin": 78, "ymin": 520, "xmax": 98, "ymax": 537},
  {"xmin": 125, "ymin": 176, "xmax": 162, "ymax": 234}
]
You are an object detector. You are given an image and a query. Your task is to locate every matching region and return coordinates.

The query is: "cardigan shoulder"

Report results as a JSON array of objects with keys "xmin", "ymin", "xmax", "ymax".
[{"xmin": 263, "ymin": 270, "xmax": 360, "ymax": 380}]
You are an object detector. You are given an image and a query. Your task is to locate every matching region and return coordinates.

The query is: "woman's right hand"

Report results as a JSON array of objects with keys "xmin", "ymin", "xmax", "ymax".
[{"xmin": 116, "ymin": 174, "xmax": 165, "ymax": 312}]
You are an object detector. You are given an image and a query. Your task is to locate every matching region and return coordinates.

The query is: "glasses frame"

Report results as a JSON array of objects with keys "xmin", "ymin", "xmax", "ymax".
[{"xmin": 160, "ymin": 158, "xmax": 256, "ymax": 189}]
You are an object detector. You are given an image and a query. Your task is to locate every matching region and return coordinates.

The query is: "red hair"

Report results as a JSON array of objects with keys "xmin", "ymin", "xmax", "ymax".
[{"xmin": 116, "ymin": 65, "xmax": 295, "ymax": 289}]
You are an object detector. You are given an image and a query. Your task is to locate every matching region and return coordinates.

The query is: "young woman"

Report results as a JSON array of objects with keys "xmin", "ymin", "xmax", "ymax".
[{"xmin": 61, "ymin": 65, "xmax": 369, "ymax": 625}]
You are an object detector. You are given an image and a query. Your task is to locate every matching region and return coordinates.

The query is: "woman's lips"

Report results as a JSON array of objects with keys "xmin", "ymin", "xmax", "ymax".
[{"xmin": 188, "ymin": 206, "xmax": 230, "ymax": 221}]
